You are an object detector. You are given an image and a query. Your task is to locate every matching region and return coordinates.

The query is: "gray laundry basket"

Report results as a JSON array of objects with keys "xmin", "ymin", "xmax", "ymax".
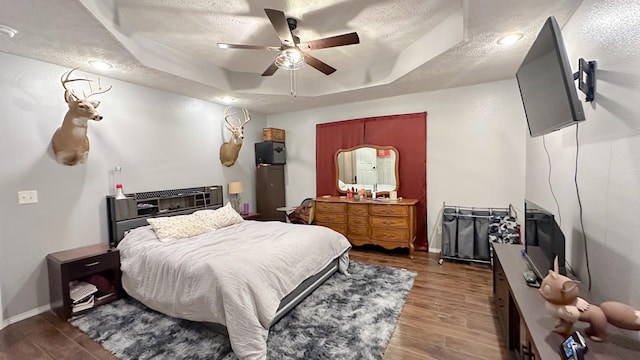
[{"xmin": 441, "ymin": 207, "xmax": 458, "ymax": 257}]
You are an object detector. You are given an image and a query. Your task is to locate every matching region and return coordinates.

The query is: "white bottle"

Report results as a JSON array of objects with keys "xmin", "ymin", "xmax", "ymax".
[
  {"xmin": 114, "ymin": 166, "xmax": 127, "ymax": 199},
  {"xmin": 115, "ymin": 183, "xmax": 127, "ymax": 199}
]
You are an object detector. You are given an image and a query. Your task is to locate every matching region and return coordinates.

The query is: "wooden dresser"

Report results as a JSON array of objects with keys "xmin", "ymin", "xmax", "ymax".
[{"xmin": 314, "ymin": 196, "xmax": 418, "ymax": 258}]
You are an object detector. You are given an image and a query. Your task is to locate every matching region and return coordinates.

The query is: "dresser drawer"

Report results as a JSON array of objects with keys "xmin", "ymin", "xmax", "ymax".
[
  {"xmin": 348, "ymin": 203, "xmax": 369, "ymax": 216},
  {"xmin": 316, "ymin": 222, "xmax": 347, "ymax": 236},
  {"xmin": 315, "ymin": 212, "xmax": 347, "ymax": 223},
  {"xmin": 369, "ymin": 204, "xmax": 408, "ymax": 216},
  {"xmin": 370, "ymin": 216, "xmax": 408, "ymax": 227},
  {"xmin": 66, "ymin": 250, "xmax": 120, "ymax": 277},
  {"xmin": 371, "ymin": 227, "xmax": 409, "ymax": 241},
  {"xmin": 348, "ymin": 225, "xmax": 370, "ymax": 239},
  {"xmin": 372, "ymin": 238, "xmax": 409, "ymax": 249},
  {"xmin": 348, "ymin": 215, "xmax": 369, "ymax": 227},
  {"xmin": 315, "ymin": 201, "xmax": 347, "ymax": 213}
]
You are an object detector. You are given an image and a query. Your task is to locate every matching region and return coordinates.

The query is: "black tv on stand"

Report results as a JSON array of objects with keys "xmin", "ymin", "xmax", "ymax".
[{"xmin": 524, "ymin": 199, "xmax": 567, "ymax": 283}]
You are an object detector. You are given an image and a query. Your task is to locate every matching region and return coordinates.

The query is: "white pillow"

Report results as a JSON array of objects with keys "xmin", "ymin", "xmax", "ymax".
[
  {"xmin": 193, "ymin": 209, "xmax": 218, "ymax": 231},
  {"xmin": 210, "ymin": 202, "xmax": 244, "ymax": 229},
  {"xmin": 147, "ymin": 214, "xmax": 209, "ymax": 242}
]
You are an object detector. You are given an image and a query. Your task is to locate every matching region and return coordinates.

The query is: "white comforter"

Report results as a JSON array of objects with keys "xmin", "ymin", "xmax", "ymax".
[{"xmin": 117, "ymin": 220, "xmax": 351, "ymax": 360}]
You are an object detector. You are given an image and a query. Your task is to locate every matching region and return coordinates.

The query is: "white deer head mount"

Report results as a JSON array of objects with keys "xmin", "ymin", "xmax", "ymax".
[
  {"xmin": 51, "ymin": 68, "xmax": 112, "ymax": 166},
  {"xmin": 219, "ymin": 106, "xmax": 251, "ymax": 167}
]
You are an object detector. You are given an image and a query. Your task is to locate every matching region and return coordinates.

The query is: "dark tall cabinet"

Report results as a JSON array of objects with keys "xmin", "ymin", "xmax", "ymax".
[{"xmin": 256, "ymin": 164, "xmax": 286, "ymax": 221}]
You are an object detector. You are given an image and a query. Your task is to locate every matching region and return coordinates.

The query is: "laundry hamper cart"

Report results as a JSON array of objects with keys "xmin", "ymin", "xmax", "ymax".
[{"xmin": 439, "ymin": 203, "xmax": 518, "ymax": 265}]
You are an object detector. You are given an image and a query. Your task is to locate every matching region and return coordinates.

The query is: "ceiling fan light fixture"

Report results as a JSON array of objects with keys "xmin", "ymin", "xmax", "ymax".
[{"xmin": 275, "ymin": 48, "xmax": 305, "ymax": 70}]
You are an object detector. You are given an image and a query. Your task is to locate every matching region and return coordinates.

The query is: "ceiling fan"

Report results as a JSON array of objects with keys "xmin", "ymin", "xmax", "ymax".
[{"xmin": 217, "ymin": 8, "xmax": 360, "ymax": 76}]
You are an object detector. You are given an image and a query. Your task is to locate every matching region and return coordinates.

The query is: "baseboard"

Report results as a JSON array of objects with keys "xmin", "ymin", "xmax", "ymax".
[{"xmin": 1, "ymin": 303, "xmax": 51, "ymax": 330}]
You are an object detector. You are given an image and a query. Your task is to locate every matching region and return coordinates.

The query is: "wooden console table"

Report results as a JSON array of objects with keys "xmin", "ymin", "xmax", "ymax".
[
  {"xmin": 314, "ymin": 197, "xmax": 418, "ymax": 258},
  {"xmin": 492, "ymin": 243, "xmax": 640, "ymax": 359}
]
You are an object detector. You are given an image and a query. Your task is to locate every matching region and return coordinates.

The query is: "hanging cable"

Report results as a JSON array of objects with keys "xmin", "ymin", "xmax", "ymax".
[
  {"xmin": 542, "ymin": 135, "xmax": 562, "ymax": 227},
  {"xmin": 574, "ymin": 124, "xmax": 592, "ymax": 290}
]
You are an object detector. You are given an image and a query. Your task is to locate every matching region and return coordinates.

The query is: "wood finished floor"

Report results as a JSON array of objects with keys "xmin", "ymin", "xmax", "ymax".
[{"xmin": 0, "ymin": 247, "xmax": 509, "ymax": 360}]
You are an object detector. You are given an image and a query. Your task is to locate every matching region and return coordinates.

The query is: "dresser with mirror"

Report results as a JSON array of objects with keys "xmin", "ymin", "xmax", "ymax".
[{"xmin": 316, "ymin": 144, "xmax": 417, "ymax": 258}]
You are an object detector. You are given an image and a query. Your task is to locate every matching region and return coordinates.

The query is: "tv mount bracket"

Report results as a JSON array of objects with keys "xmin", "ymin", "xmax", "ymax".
[{"xmin": 573, "ymin": 58, "xmax": 596, "ymax": 102}]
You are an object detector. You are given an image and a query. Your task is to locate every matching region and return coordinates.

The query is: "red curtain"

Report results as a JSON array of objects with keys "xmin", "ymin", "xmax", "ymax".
[
  {"xmin": 315, "ymin": 120, "xmax": 365, "ymax": 196},
  {"xmin": 315, "ymin": 112, "xmax": 428, "ymax": 250}
]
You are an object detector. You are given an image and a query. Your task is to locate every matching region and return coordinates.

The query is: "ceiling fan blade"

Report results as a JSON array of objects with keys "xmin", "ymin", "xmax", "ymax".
[
  {"xmin": 299, "ymin": 32, "xmax": 360, "ymax": 50},
  {"xmin": 217, "ymin": 43, "xmax": 280, "ymax": 51},
  {"xmin": 261, "ymin": 62, "xmax": 279, "ymax": 76},
  {"xmin": 264, "ymin": 8, "xmax": 295, "ymax": 46},
  {"xmin": 303, "ymin": 53, "xmax": 336, "ymax": 75}
]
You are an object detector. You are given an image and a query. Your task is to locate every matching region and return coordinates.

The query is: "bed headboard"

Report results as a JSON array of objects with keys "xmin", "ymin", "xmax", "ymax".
[{"xmin": 106, "ymin": 185, "xmax": 224, "ymax": 247}]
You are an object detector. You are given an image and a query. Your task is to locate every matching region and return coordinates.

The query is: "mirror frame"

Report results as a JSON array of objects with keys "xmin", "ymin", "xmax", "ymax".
[{"xmin": 334, "ymin": 144, "xmax": 399, "ymax": 195}]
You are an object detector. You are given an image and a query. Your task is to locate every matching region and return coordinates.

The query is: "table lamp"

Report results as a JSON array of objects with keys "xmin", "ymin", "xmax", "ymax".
[{"xmin": 228, "ymin": 181, "xmax": 243, "ymax": 213}]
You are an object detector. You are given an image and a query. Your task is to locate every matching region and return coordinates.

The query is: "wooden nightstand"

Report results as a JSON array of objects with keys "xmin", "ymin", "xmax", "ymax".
[
  {"xmin": 47, "ymin": 244, "xmax": 122, "ymax": 319},
  {"xmin": 242, "ymin": 212, "xmax": 261, "ymax": 220}
]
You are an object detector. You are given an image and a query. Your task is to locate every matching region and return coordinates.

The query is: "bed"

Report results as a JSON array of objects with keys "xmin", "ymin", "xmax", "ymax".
[{"xmin": 107, "ymin": 186, "xmax": 351, "ymax": 360}]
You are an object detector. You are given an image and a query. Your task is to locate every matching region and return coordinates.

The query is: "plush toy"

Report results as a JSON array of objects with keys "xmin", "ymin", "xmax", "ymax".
[{"xmin": 538, "ymin": 257, "xmax": 640, "ymax": 341}]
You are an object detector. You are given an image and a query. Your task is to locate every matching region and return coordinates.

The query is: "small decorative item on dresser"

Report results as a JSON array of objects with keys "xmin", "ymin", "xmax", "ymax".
[{"xmin": 262, "ymin": 127, "xmax": 285, "ymax": 142}]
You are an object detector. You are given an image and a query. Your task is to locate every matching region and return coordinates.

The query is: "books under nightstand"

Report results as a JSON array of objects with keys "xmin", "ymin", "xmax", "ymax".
[
  {"xmin": 47, "ymin": 244, "xmax": 122, "ymax": 319},
  {"xmin": 70, "ymin": 281, "xmax": 97, "ymax": 313}
]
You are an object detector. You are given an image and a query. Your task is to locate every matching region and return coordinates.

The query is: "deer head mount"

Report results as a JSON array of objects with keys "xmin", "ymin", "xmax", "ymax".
[
  {"xmin": 219, "ymin": 106, "xmax": 251, "ymax": 167},
  {"xmin": 51, "ymin": 68, "xmax": 112, "ymax": 166}
]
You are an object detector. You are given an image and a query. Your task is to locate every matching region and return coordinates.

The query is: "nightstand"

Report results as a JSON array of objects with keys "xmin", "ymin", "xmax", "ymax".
[
  {"xmin": 47, "ymin": 244, "xmax": 122, "ymax": 319},
  {"xmin": 242, "ymin": 212, "xmax": 261, "ymax": 220}
]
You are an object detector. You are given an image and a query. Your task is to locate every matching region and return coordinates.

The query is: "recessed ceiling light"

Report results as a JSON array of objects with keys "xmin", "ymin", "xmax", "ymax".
[
  {"xmin": 89, "ymin": 60, "xmax": 113, "ymax": 70},
  {"xmin": 497, "ymin": 32, "xmax": 523, "ymax": 46},
  {"xmin": 217, "ymin": 96, "xmax": 240, "ymax": 104},
  {"xmin": 0, "ymin": 24, "xmax": 18, "ymax": 38}
]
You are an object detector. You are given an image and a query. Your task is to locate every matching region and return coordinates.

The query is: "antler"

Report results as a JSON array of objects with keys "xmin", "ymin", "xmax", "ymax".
[
  {"xmin": 223, "ymin": 106, "xmax": 235, "ymax": 127},
  {"xmin": 61, "ymin": 68, "xmax": 86, "ymax": 102},
  {"xmin": 223, "ymin": 107, "xmax": 251, "ymax": 128},
  {"xmin": 85, "ymin": 76, "xmax": 112, "ymax": 99},
  {"xmin": 60, "ymin": 68, "xmax": 112, "ymax": 102},
  {"xmin": 239, "ymin": 107, "xmax": 251, "ymax": 127}
]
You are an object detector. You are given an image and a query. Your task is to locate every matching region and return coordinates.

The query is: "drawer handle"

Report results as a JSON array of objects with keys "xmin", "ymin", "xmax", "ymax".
[{"xmin": 84, "ymin": 261, "xmax": 100, "ymax": 267}]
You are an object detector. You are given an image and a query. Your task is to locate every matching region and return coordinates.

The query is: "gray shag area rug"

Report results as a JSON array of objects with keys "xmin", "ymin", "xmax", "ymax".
[{"xmin": 70, "ymin": 260, "xmax": 416, "ymax": 360}]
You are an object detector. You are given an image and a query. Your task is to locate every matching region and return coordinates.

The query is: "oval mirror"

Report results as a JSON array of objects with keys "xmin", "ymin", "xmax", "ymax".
[{"xmin": 335, "ymin": 144, "xmax": 399, "ymax": 194}]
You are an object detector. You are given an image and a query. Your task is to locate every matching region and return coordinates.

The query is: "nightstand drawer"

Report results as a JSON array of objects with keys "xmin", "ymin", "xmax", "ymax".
[{"xmin": 66, "ymin": 250, "xmax": 120, "ymax": 277}]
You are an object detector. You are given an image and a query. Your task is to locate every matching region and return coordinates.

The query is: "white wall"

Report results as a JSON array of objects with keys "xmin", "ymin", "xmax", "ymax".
[
  {"xmin": 525, "ymin": 0, "xmax": 640, "ymax": 328},
  {"xmin": 266, "ymin": 79, "xmax": 528, "ymax": 252},
  {"xmin": 0, "ymin": 52, "xmax": 266, "ymax": 324}
]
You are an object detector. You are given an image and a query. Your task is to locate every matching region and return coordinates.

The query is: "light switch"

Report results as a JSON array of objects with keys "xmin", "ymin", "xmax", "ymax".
[{"xmin": 18, "ymin": 190, "xmax": 38, "ymax": 204}]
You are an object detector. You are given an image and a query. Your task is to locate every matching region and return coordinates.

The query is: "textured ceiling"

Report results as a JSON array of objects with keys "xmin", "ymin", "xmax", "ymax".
[{"xmin": 0, "ymin": 0, "xmax": 582, "ymax": 115}]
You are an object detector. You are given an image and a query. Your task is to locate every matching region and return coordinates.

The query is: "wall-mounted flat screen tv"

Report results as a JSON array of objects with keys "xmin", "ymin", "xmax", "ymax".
[{"xmin": 516, "ymin": 16, "xmax": 585, "ymax": 137}]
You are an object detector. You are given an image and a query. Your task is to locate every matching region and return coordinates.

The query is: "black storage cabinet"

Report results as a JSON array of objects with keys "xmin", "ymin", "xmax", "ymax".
[{"xmin": 255, "ymin": 141, "xmax": 286, "ymax": 165}]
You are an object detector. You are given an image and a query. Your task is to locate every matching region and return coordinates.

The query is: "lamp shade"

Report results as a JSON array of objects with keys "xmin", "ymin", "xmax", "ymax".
[{"xmin": 228, "ymin": 181, "xmax": 243, "ymax": 194}]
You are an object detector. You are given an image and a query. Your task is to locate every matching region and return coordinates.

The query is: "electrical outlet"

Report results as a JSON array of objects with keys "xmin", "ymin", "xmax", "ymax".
[{"xmin": 18, "ymin": 190, "xmax": 38, "ymax": 204}]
